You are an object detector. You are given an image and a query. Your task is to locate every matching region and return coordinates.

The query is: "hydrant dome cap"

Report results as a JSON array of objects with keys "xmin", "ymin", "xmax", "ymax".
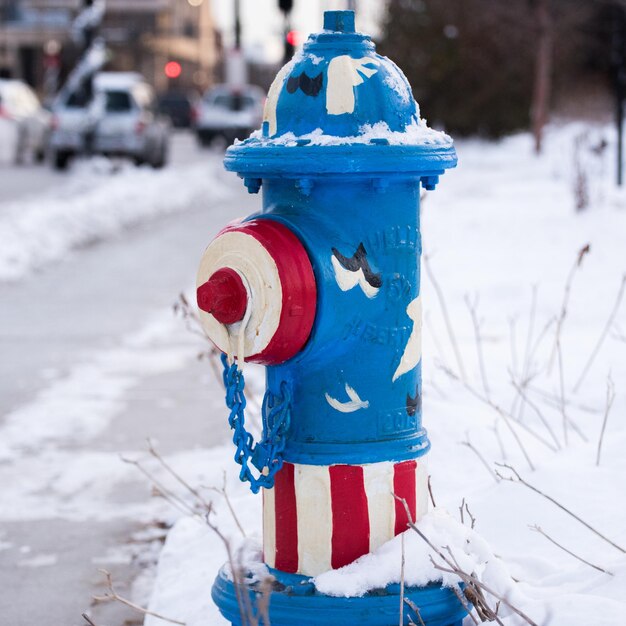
[{"xmin": 225, "ymin": 10, "xmax": 456, "ymax": 176}]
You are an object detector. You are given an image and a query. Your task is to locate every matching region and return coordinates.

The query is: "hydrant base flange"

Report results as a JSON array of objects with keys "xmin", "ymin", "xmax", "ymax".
[{"xmin": 212, "ymin": 565, "xmax": 467, "ymax": 626}]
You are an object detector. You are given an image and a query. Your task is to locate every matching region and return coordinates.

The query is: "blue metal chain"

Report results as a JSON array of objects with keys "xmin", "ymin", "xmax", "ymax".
[{"xmin": 221, "ymin": 353, "xmax": 291, "ymax": 494}]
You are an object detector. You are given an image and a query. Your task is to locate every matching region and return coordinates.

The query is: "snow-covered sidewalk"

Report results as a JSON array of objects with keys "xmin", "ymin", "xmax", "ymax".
[{"xmin": 0, "ymin": 139, "xmax": 229, "ymax": 282}]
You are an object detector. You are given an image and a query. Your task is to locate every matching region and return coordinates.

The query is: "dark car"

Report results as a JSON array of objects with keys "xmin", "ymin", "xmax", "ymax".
[{"xmin": 158, "ymin": 91, "xmax": 194, "ymax": 128}]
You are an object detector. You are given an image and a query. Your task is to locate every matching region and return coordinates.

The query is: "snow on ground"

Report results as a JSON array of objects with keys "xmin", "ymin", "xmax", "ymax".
[
  {"xmin": 0, "ymin": 153, "xmax": 230, "ymax": 282},
  {"xmin": 144, "ymin": 121, "xmax": 626, "ymax": 626}
]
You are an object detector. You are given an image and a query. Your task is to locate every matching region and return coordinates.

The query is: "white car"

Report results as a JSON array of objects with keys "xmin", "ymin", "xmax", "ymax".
[
  {"xmin": 195, "ymin": 84, "xmax": 264, "ymax": 147},
  {"xmin": 0, "ymin": 79, "xmax": 51, "ymax": 165},
  {"xmin": 49, "ymin": 72, "xmax": 169, "ymax": 170}
]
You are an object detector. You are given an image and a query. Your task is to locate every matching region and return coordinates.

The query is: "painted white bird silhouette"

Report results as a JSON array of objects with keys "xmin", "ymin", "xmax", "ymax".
[
  {"xmin": 393, "ymin": 296, "xmax": 422, "ymax": 382},
  {"xmin": 331, "ymin": 255, "xmax": 380, "ymax": 298},
  {"xmin": 326, "ymin": 55, "xmax": 380, "ymax": 115},
  {"xmin": 263, "ymin": 61, "xmax": 294, "ymax": 137},
  {"xmin": 325, "ymin": 383, "xmax": 370, "ymax": 413}
]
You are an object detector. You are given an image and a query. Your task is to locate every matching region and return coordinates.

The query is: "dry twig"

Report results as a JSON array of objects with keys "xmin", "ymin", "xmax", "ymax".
[
  {"xmin": 393, "ymin": 495, "xmax": 538, "ymax": 626},
  {"xmin": 596, "ymin": 376, "xmax": 616, "ymax": 467},
  {"xmin": 574, "ymin": 274, "xmax": 626, "ymax": 392},
  {"xmin": 460, "ymin": 437, "xmax": 500, "ymax": 483},
  {"xmin": 399, "ymin": 532, "xmax": 405, "ymax": 626},
  {"xmin": 465, "ymin": 294, "xmax": 490, "ymax": 399},
  {"xmin": 427, "ymin": 475, "xmax": 437, "ymax": 508},
  {"xmin": 496, "ymin": 463, "xmax": 625, "ymax": 554},
  {"xmin": 93, "ymin": 569, "xmax": 185, "ymax": 625},
  {"xmin": 459, "ymin": 498, "xmax": 476, "ymax": 529},
  {"xmin": 441, "ymin": 365, "xmax": 535, "ymax": 470},
  {"xmin": 515, "ymin": 286, "xmax": 538, "ymax": 422},
  {"xmin": 423, "ymin": 254, "xmax": 467, "ymax": 383},
  {"xmin": 547, "ymin": 244, "xmax": 590, "ymax": 373},
  {"xmin": 529, "ymin": 525, "xmax": 613, "ymax": 576},
  {"xmin": 403, "ymin": 597, "xmax": 426, "ymax": 626},
  {"xmin": 510, "ymin": 377, "xmax": 561, "ymax": 451},
  {"xmin": 203, "ymin": 471, "xmax": 247, "ymax": 538}
]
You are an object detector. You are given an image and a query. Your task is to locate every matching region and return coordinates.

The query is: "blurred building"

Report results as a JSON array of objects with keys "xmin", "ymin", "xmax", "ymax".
[{"xmin": 0, "ymin": 0, "xmax": 219, "ymax": 94}]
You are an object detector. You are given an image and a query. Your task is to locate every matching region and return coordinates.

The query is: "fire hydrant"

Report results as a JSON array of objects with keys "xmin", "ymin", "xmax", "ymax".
[{"xmin": 198, "ymin": 10, "xmax": 463, "ymax": 626}]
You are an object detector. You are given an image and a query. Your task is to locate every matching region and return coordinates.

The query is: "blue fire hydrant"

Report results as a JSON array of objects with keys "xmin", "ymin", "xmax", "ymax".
[{"xmin": 197, "ymin": 10, "xmax": 463, "ymax": 626}]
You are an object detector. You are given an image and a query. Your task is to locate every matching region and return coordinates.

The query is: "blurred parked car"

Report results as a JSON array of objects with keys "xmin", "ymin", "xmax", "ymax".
[
  {"xmin": 49, "ymin": 72, "xmax": 169, "ymax": 170},
  {"xmin": 158, "ymin": 90, "xmax": 194, "ymax": 128},
  {"xmin": 194, "ymin": 84, "xmax": 264, "ymax": 147},
  {"xmin": 0, "ymin": 79, "xmax": 50, "ymax": 165}
]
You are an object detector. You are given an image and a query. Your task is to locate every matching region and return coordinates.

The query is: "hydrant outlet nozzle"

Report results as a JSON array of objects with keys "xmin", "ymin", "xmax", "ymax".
[{"xmin": 197, "ymin": 268, "xmax": 247, "ymax": 326}]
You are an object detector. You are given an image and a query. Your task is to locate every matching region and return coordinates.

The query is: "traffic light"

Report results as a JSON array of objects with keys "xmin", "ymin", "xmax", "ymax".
[
  {"xmin": 284, "ymin": 33, "xmax": 294, "ymax": 62},
  {"xmin": 279, "ymin": 0, "xmax": 293, "ymax": 14},
  {"xmin": 286, "ymin": 30, "xmax": 300, "ymax": 47},
  {"xmin": 164, "ymin": 61, "xmax": 182, "ymax": 79}
]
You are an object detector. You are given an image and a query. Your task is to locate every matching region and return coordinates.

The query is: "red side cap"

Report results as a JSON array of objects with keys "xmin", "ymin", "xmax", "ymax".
[
  {"xmin": 242, "ymin": 219, "xmax": 317, "ymax": 365},
  {"xmin": 197, "ymin": 267, "xmax": 248, "ymax": 325}
]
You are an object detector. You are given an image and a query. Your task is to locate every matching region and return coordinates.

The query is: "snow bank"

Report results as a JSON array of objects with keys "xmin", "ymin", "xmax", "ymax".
[
  {"xmin": 0, "ymin": 158, "xmax": 229, "ymax": 282},
  {"xmin": 143, "ymin": 121, "xmax": 626, "ymax": 626}
]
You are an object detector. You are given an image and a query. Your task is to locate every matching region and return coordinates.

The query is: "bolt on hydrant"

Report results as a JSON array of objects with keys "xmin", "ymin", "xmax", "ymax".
[{"xmin": 196, "ymin": 10, "xmax": 463, "ymax": 626}]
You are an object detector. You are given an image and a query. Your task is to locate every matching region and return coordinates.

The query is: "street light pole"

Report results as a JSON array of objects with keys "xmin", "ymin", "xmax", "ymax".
[{"xmin": 234, "ymin": 0, "xmax": 242, "ymax": 51}]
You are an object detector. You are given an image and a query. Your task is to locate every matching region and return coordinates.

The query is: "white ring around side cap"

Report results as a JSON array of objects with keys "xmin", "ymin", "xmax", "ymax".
[{"xmin": 196, "ymin": 230, "xmax": 283, "ymax": 358}]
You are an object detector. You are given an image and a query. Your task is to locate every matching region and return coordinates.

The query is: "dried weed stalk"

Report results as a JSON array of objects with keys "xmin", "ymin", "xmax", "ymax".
[
  {"xmin": 460, "ymin": 436, "xmax": 500, "ymax": 483},
  {"xmin": 424, "ymin": 253, "xmax": 467, "ymax": 383},
  {"xmin": 496, "ymin": 463, "xmax": 625, "ymax": 554},
  {"xmin": 574, "ymin": 274, "xmax": 626, "ymax": 393},
  {"xmin": 93, "ymin": 569, "xmax": 185, "ymax": 625},
  {"xmin": 529, "ymin": 525, "xmax": 613, "ymax": 576},
  {"xmin": 596, "ymin": 376, "xmax": 616, "ymax": 467},
  {"xmin": 393, "ymin": 496, "xmax": 537, "ymax": 626}
]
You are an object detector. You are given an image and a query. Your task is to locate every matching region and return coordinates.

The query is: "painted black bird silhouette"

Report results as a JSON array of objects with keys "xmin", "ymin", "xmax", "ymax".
[
  {"xmin": 331, "ymin": 243, "xmax": 382, "ymax": 290},
  {"xmin": 286, "ymin": 72, "xmax": 324, "ymax": 97},
  {"xmin": 406, "ymin": 388, "xmax": 421, "ymax": 417}
]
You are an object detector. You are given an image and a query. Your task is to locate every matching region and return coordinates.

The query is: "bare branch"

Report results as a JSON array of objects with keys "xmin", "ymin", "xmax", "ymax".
[
  {"xmin": 596, "ymin": 376, "xmax": 616, "ymax": 467},
  {"xmin": 516, "ymin": 285, "xmax": 538, "ymax": 422},
  {"xmin": 510, "ymin": 376, "xmax": 561, "ymax": 451},
  {"xmin": 556, "ymin": 340, "xmax": 568, "ymax": 445},
  {"xmin": 424, "ymin": 254, "xmax": 467, "ymax": 383},
  {"xmin": 120, "ymin": 455, "xmax": 199, "ymax": 519},
  {"xmin": 464, "ymin": 500, "xmax": 476, "ymax": 529},
  {"xmin": 93, "ymin": 569, "xmax": 185, "ymax": 625},
  {"xmin": 427, "ymin": 475, "xmax": 437, "ymax": 508},
  {"xmin": 460, "ymin": 438, "xmax": 500, "ymax": 482},
  {"xmin": 464, "ymin": 294, "xmax": 490, "ymax": 399},
  {"xmin": 548, "ymin": 244, "xmax": 590, "ymax": 373},
  {"xmin": 451, "ymin": 583, "xmax": 480, "ymax": 625},
  {"xmin": 204, "ymin": 511, "xmax": 247, "ymax": 626},
  {"xmin": 202, "ymin": 471, "xmax": 247, "ymax": 538},
  {"xmin": 393, "ymin": 495, "xmax": 538, "ymax": 626},
  {"xmin": 525, "ymin": 385, "xmax": 589, "ymax": 442},
  {"xmin": 574, "ymin": 274, "xmax": 626, "ymax": 392},
  {"xmin": 399, "ymin": 532, "xmax": 405, "ymax": 626},
  {"xmin": 530, "ymin": 525, "xmax": 613, "ymax": 576},
  {"xmin": 496, "ymin": 463, "xmax": 626, "ymax": 554},
  {"xmin": 403, "ymin": 597, "xmax": 426, "ymax": 626},
  {"xmin": 146, "ymin": 439, "xmax": 211, "ymax": 510},
  {"xmin": 81, "ymin": 614, "xmax": 99, "ymax": 626},
  {"xmin": 441, "ymin": 365, "xmax": 536, "ymax": 470}
]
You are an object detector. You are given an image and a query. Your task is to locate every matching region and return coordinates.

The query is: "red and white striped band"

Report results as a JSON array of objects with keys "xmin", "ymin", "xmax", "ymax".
[{"xmin": 263, "ymin": 459, "xmax": 428, "ymax": 577}]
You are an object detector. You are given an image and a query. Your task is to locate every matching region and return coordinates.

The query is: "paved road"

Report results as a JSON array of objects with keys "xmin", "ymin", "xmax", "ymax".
[{"xmin": 0, "ymin": 132, "xmax": 255, "ymax": 625}]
